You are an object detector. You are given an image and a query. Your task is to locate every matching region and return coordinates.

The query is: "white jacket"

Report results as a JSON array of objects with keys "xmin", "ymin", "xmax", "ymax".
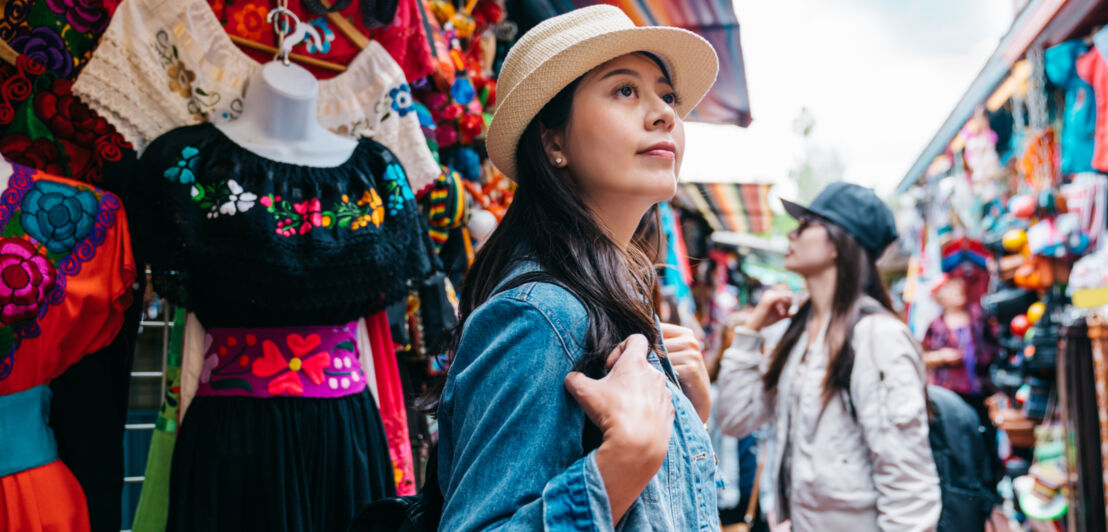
[{"xmin": 716, "ymin": 303, "xmax": 941, "ymax": 532}]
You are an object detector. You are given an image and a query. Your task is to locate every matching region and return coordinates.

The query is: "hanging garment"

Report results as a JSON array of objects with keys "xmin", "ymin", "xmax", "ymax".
[
  {"xmin": 72, "ymin": 0, "xmax": 440, "ymax": 193},
  {"xmin": 0, "ymin": 26, "xmax": 143, "ymax": 532},
  {"xmin": 133, "ymin": 123, "xmax": 436, "ymax": 530},
  {"xmin": 1077, "ymin": 31, "xmax": 1108, "ymax": 174},
  {"xmin": 366, "ymin": 310, "xmax": 415, "ymax": 496},
  {"xmin": 209, "ymin": 0, "xmax": 433, "ymax": 83},
  {"xmin": 0, "ymin": 162, "xmax": 136, "ymax": 532},
  {"xmin": 1045, "ymin": 40, "xmax": 1097, "ymax": 175}
]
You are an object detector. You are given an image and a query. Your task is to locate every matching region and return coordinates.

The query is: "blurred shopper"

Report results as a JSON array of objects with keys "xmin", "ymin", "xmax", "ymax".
[
  {"xmin": 923, "ymin": 274, "xmax": 998, "ymax": 421},
  {"xmin": 716, "ymin": 182, "xmax": 941, "ymax": 531}
]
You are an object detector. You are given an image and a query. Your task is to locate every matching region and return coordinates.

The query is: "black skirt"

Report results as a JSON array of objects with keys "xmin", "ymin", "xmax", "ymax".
[{"xmin": 167, "ymin": 390, "xmax": 396, "ymax": 532}]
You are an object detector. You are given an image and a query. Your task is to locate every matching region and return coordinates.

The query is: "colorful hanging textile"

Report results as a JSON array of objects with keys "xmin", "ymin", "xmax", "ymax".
[{"xmin": 680, "ymin": 182, "xmax": 773, "ymax": 234}]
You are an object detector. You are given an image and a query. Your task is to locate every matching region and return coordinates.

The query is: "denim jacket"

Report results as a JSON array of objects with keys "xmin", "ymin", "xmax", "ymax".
[{"xmin": 438, "ymin": 261, "xmax": 720, "ymax": 531}]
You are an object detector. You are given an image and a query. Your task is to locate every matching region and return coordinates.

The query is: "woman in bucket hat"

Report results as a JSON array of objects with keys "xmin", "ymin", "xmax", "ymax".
[
  {"xmin": 432, "ymin": 5, "xmax": 720, "ymax": 530},
  {"xmin": 716, "ymin": 182, "xmax": 942, "ymax": 531}
]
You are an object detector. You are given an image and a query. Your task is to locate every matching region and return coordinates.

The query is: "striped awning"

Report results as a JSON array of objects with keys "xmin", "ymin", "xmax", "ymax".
[
  {"xmin": 679, "ymin": 182, "xmax": 774, "ymax": 234},
  {"xmin": 506, "ymin": 0, "xmax": 752, "ymax": 126}
]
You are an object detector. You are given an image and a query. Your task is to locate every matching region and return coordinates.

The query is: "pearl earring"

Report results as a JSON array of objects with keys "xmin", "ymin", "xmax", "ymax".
[{"xmin": 554, "ymin": 157, "xmax": 564, "ymax": 166}]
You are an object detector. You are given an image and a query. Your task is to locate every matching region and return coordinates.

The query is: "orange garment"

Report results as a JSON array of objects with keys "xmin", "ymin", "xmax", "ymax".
[
  {"xmin": 0, "ymin": 461, "xmax": 90, "ymax": 532},
  {"xmin": 0, "ymin": 163, "xmax": 135, "ymax": 532}
]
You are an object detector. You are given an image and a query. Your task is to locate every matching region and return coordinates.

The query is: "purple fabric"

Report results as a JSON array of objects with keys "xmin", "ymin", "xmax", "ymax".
[
  {"xmin": 922, "ymin": 304, "xmax": 996, "ymax": 395},
  {"xmin": 196, "ymin": 321, "xmax": 367, "ymax": 399}
]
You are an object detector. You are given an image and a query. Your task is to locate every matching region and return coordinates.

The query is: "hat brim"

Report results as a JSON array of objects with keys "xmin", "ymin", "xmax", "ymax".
[
  {"xmin": 487, "ymin": 26, "xmax": 719, "ymax": 181},
  {"xmin": 781, "ymin": 198, "xmax": 816, "ymax": 221}
]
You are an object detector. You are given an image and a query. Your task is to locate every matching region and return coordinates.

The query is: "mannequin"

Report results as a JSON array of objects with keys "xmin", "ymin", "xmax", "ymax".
[
  {"xmin": 216, "ymin": 61, "xmax": 357, "ymax": 167},
  {"xmin": 0, "ymin": 156, "xmax": 11, "ymax": 189}
]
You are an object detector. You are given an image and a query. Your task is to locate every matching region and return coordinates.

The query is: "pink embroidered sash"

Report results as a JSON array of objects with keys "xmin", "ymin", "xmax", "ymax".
[{"xmin": 196, "ymin": 322, "xmax": 367, "ymax": 399}]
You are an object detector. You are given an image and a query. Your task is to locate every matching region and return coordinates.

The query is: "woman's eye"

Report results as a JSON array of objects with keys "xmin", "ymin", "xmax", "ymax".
[
  {"xmin": 663, "ymin": 93, "xmax": 681, "ymax": 106},
  {"xmin": 617, "ymin": 85, "xmax": 635, "ymax": 97}
]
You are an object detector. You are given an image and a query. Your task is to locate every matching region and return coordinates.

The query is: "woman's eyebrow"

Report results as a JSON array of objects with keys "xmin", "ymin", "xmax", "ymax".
[
  {"xmin": 599, "ymin": 68, "xmax": 641, "ymax": 80},
  {"xmin": 599, "ymin": 68, "xmax": 672, "ymax": 87}
]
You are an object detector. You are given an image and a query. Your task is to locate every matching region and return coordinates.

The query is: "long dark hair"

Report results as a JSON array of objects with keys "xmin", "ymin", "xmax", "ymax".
[
  {"xmin": 422, "ymin": 64, "xmax": 665, "ymax": 409},
  {"xmin": 761, "ymin": 220, "xmax": 895, "ymax": 404}
]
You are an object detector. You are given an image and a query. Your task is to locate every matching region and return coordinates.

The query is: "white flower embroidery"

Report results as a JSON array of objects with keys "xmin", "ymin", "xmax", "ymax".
[{"xmin": 219, "ymin": 179, "xmax": 257, "ymax": 215}]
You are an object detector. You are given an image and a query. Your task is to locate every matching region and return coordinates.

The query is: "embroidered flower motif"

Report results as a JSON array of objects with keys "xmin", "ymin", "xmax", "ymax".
[
  {"xmin": 10, "ymin": 27, "xmax": 73, "ymax": 78},
  {"xmin": 231, "ymin": 3, "xmax": 270, "ymax": 42},
  {"xmin": 45, "ymin": 0, "xmax": 109, "ymax": 34},
  {"xmin": 390, "ymin": 84, "xmax": 414, "ymax": 117},
  {"xmin": 305, "ymin": 18, "xmax": 335, "ymax": 54},
  {"xmin": 20, "ymin": 180, "xmax": 99, "ymax": 254},
  {"xmin": 382, "ymin": 164, "xmax": 414, "ymax": 216},
  {"xmin": 0, "ymin": 238, "xmax": 56, "ymax": 325},
  {"xmin": 166, "ymin": 61, "xmax": 197, "ymax": 99},
  {"xmin": 218, "ymin": 179, "xmax": 257, "ymax": 216},
  {"xmin": 164, "ymin": 146, "xmax": 200, "ymax": 184},
  {"xmin": 251, "ymin": 336, "xmax": 331, "ymax": 396},
  {"xmin": 293, "ymin": 198, "xmax": 322, "ymax": 235},
  {"xmin": 353, "ymin": 189, "xmax": 385, "ymax": 229},
  {"xmin": 0, "ymin": 135, "xmax": 67, "ymax": 177}
]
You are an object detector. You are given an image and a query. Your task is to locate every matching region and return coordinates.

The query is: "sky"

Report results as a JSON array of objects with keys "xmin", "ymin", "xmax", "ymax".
[{"xmin": 680, "ymin": 0, "xmax": 1015, "ymax": 202}]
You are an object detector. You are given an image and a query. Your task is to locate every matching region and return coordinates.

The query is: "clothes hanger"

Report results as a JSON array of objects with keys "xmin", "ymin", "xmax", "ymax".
[
  {"xmin": 229, "ymin": 35, "xmax": 346, "ymax": 72},
  {"xmin": 0, "ymin": 37, "xmax": 18, "ymax": 66},
  {"xmin": 229, "ymin": 0, "xmax": 346, "ymax": 72},
  {"xmin": 320, "ymin": 0, "xmax": 369, "ymax": 50}
]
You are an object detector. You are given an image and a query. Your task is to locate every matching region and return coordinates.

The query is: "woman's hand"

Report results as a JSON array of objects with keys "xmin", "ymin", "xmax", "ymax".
[
  {"xmin": 924, "ymin": 347, "xmax": 963, "ymax": 370},
  {"xmin": 565, "ymin": 334, "xmax": 674, "ymax": 524},
  {"xmin": 746, "ymin": 289, "xmax": 795, "ymax": 332},
  {"xmin": 661, "ymin": 323, "xmax": 711, "ymax": 422}
]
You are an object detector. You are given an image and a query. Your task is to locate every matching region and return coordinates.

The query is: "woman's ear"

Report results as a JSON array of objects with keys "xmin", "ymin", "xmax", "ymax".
[{"xmin": 541, "ymin": 127, "xmax": 568, "ymax": 168}]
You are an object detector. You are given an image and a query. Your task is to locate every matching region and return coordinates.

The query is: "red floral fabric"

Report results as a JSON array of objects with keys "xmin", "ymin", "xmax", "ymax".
[{"xmin": 208, "ymin": 0, "xmax": 433, "ymax": 82}]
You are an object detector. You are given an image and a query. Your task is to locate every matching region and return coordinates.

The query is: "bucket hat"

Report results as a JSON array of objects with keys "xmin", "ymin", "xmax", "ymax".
[{"xmin": 486, "ymin": 4, "xmax": 719, "ymax": 181}]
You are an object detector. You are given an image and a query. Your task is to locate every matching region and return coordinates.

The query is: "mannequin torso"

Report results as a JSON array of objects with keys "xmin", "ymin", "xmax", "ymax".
[
  {"xmin": 216, "ymin": 61, "xmax": 357, "ymax": 167},
  {"xmin": 0, "ymin": 157, "xmax": 11, "ymax": 189}
]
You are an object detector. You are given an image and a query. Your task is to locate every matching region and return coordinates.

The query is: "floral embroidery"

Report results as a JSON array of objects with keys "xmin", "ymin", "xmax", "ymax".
[
  {"xmin": 190, "ymin": 179, "xmax": 256, "ymax": 218},
  {"xmin": 382, "ymin": 163, "xmax": 414, "ymax": 216},
  {"xmin": 44, "ymin": 0, "xmax": 108, "ymax": 35},
  {"xmin": 305, "ymin": 18, "xmax": 335, "ymax": 54},
  {"xmin": 324, "ymin": 340, "xmax": 361, "ymax": 390},
  {"xmin": 20, "ymin": 179, "xmax": 99, "ymax": 254},
  {"xmin": 260, "ymin": 189, "xmax": 385, "ymax": 237},
  {"xmin": 231, "ymin": 3, "xmax": 270, "ymax": 42},
  {"xmin": 167, "ymin": 61, "xmax": 197, "ymax": 99},
  {"xmin": 152, "ymin": 30, "xmax": 243, "ymax": 123},
  {"xmin": 0, "ymin": 135, "xmax": 67, "ymax": 177},
  {"xmin": 0, "ymin": 54, "xmax": 130, "ymax": 183},
  {"xmin": 0, "ymin": 238, "xmax": 56, "ymax": 325},
  {"xmin": 200, "ymin": 332, "xmax": 258, "ymax": 391},
  {"xmin": 251, "ymin": 336, "xmax": 331, "ymax": 396},
  {"xmin": 164, "ymin": 146, "xmax": 200, "ymax": 184},
  {"xmin": 390, "ymin": 84, "xmax": 414, "ymax": 117},
  {"xmin": 10, "ymin": 27, "xmax": 73, "ymax": 79},
  {"xmin": 0, "ymin": 165, "xmax": 121, "ymax": 382}
]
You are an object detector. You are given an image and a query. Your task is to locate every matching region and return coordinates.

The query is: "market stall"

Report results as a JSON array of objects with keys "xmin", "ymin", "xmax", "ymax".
[{"xmin": 899, "ymin": 1, "xmax": 1108, "ymax": 528}]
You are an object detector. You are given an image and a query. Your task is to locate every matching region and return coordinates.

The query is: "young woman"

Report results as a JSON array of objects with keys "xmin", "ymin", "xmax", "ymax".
[
  {"xmin": 434, "ymin": 5, "xmax": 720, "ymax": 530},
  {"xmin": 716, "ymin": 182, "xmax": 942, "ymax": 531}
]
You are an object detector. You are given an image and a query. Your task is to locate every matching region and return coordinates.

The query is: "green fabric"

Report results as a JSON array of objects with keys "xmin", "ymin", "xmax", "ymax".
[{"xmin": 132, "ymin": 308, "xmax": 186, "ymax": 532}]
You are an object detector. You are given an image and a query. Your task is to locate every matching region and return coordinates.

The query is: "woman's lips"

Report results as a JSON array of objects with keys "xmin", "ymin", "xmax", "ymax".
[{"xmin": 638, "ymin": 141, "xmax": 677, "ymax": 159}]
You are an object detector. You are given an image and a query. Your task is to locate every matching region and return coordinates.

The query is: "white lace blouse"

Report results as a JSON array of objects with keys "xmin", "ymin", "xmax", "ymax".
[{"xmin": 72, "ymin": 0, "xmax": 440, "ymax": 192}]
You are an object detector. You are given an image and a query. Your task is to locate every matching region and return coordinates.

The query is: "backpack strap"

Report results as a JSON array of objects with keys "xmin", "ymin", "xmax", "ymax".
[{"xmin": 843, "ymin": 304, "xmax": 932, "ymax": 423}]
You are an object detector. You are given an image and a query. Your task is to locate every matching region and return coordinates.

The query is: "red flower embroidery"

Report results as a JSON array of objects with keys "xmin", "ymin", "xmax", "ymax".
[
  {"xmin": 230, "ymin": 3, "xmax": 270, "ymax": 42},
  {"xmin": 0, "ymin": 135, "xmax": 67, "ymax": 176},
  {"xmin": 34, "ymin": 79, "xmax": 113, "ymax": 148},
  {"xmin": 251, "ymin": 337, "xmax": 332, "ymax": 396}
]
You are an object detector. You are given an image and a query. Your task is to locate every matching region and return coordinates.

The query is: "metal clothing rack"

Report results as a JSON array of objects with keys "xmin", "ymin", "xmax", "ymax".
[{"xmin": 121, "ymin": 270, "xmax": 174, "ymax": 528}]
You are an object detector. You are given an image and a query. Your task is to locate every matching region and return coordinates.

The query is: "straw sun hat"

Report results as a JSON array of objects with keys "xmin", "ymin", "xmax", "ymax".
[{"xmin": 486, "ymin": 4, "xmax": 720, "ymax": 181}]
